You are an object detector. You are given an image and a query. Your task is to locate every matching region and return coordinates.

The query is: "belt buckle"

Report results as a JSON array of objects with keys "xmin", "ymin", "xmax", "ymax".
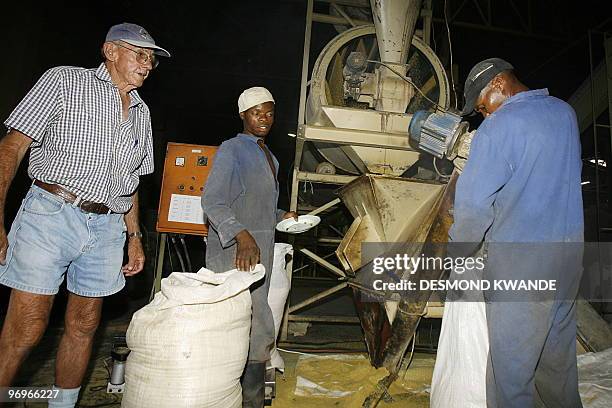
[
  {"xmin": 85, "ymin": 202, "xmax": 99, "ymax": 214},
  {"xmin": 75, "ymin": 198, "xmax": 95, "ymax": 214},
  {"xmin": 73, "ymin": 197, "xmax": 110, "ymax": 215},
  {"xmin": 76, "ymin": 201, "xmax": 89, "ymax": 214},
  {"xmin": 72, "ymin": 196, "xmax": 83, "ymax": 208}
]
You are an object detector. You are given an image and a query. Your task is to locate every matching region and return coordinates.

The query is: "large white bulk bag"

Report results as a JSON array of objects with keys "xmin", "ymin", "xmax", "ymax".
[
  {"xmin": 268, "ymin": 243, "xmax": 293, "ymax": 371},
  {"xmin": 430, "ymin": 300, "xmax": 489, "ymax": 408},
  {"xmin": 122, "ymin": 265, "xmax": 265, "ymax": 408}
]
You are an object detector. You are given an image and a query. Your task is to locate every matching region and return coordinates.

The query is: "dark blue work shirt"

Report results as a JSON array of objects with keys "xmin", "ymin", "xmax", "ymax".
[
  {"xmin": 450, "ymin": 89, "xmax": 584, "ymax": 244},
  {"xmin": 448, "ymin": 89, "xmax": 584, "ymax": 298}
]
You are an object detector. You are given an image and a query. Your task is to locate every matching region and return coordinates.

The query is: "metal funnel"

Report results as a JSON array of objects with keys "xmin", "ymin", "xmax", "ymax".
[
  {"xmin": 371, "ymin": 0, "xmax": 423, "ymax": 65},
  {"xmin": 336, "ymin": 174, "xmax": 445, "ymax": 275}
]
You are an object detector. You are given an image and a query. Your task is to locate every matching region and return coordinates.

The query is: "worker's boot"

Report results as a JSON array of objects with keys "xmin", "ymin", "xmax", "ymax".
[{"xmin": 241, "ymin": 361, "xmax": 265, "ymax": 408}]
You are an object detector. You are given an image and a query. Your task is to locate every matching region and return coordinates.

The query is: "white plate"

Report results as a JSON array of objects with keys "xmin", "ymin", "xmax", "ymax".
[{"xmin": 276, "ymin": 215, "xmax": 321, "ymax": 234}]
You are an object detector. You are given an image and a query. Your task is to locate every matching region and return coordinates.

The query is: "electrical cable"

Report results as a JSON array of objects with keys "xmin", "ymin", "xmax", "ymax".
[
  {"xmin": 443, "ymin": 0, "xmax": 458, "ymax": 108},
  {"xmin": 302, "ymin": 180, "xmax": 314, "ymax": 195},
  {"xmin": 74, "ymin": 357, "xmax": 122, "ymax": 407},
  {"xmin": 169, "ymin": 234, "xmax": 186, "ymax": 272},
  {"xmin": 102, "ymin": 357, "xmax": 112, "ymax": 380},
  {"xmin": 286, "ymin": 163, "xmax": 294, "ymax": 205},
  {"xmin": 401, "ymin": 331, "xmax": 418, "ymax": 380},
  {"xmin": 149, "ymin": 277, "xmax": 156, "ymax": 301},
  {"xmin": 277, "ymin": 348, "xmax": 317, "ymax": 356},
  {"xmin": 166, "ymin": 234, "xmax": 175, "ymax": 273},
  {"xmin": 179, "ymin": 235, "xmax": 193, "ymax": 272},
  {"xmin": 433, "ymin": 157, "xmax": 452, "ymax": 179},
  {"xmin": 366, "ymin": 60, "xmax": 447, "ymax": 113},
  {"xmin": 431, "ymin": 2, "xmax": 437, "ymax": 53},
  {"xmin": 150, "ymin": 233, "xmax": 160, "ymax": 301}
]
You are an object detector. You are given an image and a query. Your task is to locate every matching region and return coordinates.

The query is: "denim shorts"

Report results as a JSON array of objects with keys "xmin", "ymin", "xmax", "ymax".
[{"xmin": 0, "ymin": 185, "xmax": 126, "ymax": 297}]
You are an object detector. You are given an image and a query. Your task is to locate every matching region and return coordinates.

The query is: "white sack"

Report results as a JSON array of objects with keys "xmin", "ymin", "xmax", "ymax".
[
  {"xmin": 430, "ymin": 300, "xmax": 489, "ymax": 408},
  {"xmin": 122, "ymin": 265, "xmax": 265, "ymax": 408},
  {"xmin": 268, "ymin": 243, "xmax": 293, "ymax": 371}
]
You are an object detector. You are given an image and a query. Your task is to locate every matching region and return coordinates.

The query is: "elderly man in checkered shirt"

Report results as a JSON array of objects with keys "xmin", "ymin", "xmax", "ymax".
[{"xmin": 0, "ymin": 23, "xmax": 170, "ymax": 406}]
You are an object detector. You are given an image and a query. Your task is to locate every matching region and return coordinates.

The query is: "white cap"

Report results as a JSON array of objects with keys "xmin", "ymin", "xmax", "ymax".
[{"xmin": 238, "ymin": 87, "xmax": 275, "ymax": 113}]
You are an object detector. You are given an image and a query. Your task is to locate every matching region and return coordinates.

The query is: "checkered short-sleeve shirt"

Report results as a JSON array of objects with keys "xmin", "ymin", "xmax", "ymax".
[{"xmin": 4, "ymin": 63, "xmax": 154, "ymax": 213}]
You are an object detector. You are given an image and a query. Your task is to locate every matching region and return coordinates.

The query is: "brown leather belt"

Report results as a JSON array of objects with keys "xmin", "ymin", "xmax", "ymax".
[{"xmin": 33, "ymin": 180, "xmax": 112, "ymax": 214}]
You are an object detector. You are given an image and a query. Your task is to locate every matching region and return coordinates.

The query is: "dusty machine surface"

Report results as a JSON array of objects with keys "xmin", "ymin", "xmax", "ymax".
[
  {"xmin": 285, "ymin": 2, "xmax": 470, "ymax": 406},
  {"xmin": 294, "ymin": 0, "xmax": 449, "ymax": 183}
]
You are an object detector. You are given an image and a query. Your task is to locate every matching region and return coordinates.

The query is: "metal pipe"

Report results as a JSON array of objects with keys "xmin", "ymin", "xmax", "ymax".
[
  {"xmin": 298, "ymin": 0, "xmax": 314, "ymax": 126},
  {"xmin": 330, "ymin": 3, "xmax": 357, "ymax": 27},
  {"xmin": 318, "ymin": 237, "xmax": 343, "ymax": 244},
  {"xmin": 288, "ymin": 282, "xmax": 348, "ymax": 313},
  {"xmin": 152, "ymin": 233, "xmax": 166, "ymax": 299},
  {"xmin": 313, "ymin": 7, "xmax": 567, "ymax": 41},
  {"xmin": 287, "ymin": 315, "xmax": 360, "ymax": 323},
  {"xmin": 307, "ymin": 197, "xmax": 342, "ymax": 216},
  {"xmin": 300, "ymin": 248, "xmax": 346, "ymax": 277},
  {"xmin": 297, "ymin": 171, "xmax": 357, "ymax": 185},
  {"xmin": 293, "ymin": 252, "xmax": 336, "ymax": 274},
  {"xmin": 312, "ymin": 12, "xmax": 371, "ymax": 26}
]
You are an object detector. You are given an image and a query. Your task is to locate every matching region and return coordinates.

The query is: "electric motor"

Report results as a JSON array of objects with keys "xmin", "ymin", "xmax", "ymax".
[{"xmin": 408, "ymin": 110, "xmax": 467, "ymax": 159}]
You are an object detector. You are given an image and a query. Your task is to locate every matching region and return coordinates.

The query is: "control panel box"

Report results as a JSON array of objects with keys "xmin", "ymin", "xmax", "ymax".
[{"xmin": 156, "ymin": 143, "xmax": 218, "ymax": 235}]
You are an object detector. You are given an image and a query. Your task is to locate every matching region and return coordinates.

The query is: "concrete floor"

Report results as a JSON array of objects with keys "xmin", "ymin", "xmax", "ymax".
[
  {"xmin": 3, "ymin": 277, "xmax": 435, "ymax": 407},
  {"xmin": 6, "ymin": 320, "xmax": 130, "ymax": 407}
]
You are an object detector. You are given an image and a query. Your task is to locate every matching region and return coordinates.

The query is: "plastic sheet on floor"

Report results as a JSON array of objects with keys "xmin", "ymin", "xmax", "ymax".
[
  {"xmin": 578, "ymin": 347, "xmax": 612, "ymax": 408},
  {"xmin": 292, "ymin": 353, "xmax": 433, "ymax": 407}
]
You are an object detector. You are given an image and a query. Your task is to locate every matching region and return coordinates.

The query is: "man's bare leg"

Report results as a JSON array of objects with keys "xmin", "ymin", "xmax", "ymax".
[
  {"xmin": 55, "ymin": 293, "xmax": 103, "ymax": 388},
  {"xmin": 0, "ymin": 289, "xmax": 54, "ymax": 386}
]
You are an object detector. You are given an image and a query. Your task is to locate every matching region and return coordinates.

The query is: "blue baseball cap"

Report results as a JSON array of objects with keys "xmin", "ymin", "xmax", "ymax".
[{"xmin": 105, "ymin": 23, "xmax": 171, "ymax": 58}]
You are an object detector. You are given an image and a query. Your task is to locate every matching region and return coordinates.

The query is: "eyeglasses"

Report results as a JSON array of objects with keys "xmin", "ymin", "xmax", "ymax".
[{"xmin": 114, "ymin": 42, "xmax": 158, "ymax": 69}]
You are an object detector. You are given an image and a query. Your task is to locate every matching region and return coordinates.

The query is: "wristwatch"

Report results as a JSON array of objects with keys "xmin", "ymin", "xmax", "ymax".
[{"xmin": 127, "ymin": 231, "xmax": 143, "ymax": 239}]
